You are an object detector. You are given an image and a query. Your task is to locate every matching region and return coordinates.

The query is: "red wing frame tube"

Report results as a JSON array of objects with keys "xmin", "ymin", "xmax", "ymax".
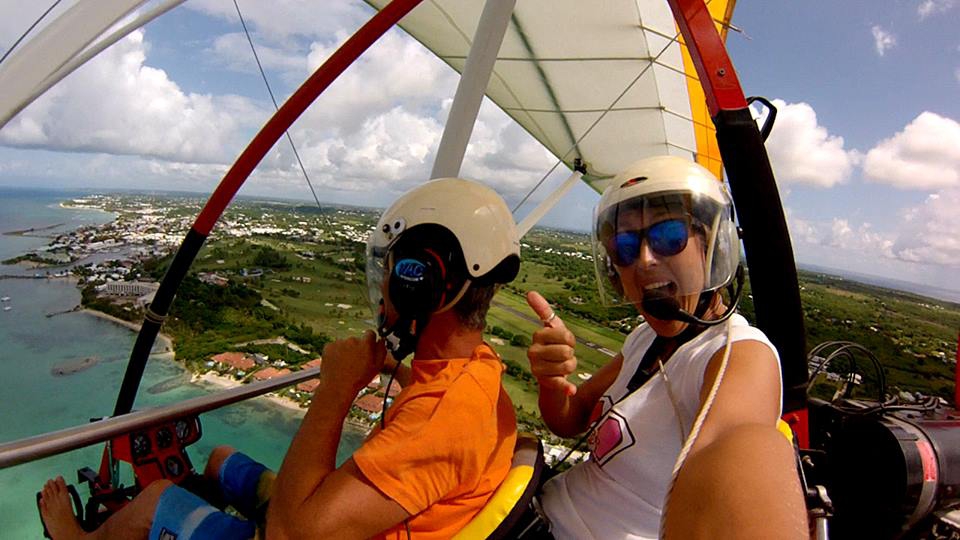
[
  {"xmin": 666, "ymin": 0, "xmax": 809, "ymax": 415},
  {"xmin": 112, "ymin": 0, "xmax": 425, "ymax": 417}
]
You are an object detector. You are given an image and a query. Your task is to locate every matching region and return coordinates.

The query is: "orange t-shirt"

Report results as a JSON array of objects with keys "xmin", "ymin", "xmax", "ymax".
[{"xmin": 353, "ymin": 343, "xmax": 517, "ymax": 540}]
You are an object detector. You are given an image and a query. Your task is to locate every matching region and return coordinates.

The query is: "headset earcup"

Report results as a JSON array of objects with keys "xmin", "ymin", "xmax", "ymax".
[{"xmin": 388, "ymin": 249, "xmax": 445, "ymax": 319}]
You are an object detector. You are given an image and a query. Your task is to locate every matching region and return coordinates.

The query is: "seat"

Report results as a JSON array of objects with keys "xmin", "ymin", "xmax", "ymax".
[
  {"xmin": 776, "ymin": 418, "xmax": 794, "ymax": 444},
  {"xmin": 453, "ymin": 433, "xmax": 545, "ymax": 540}
]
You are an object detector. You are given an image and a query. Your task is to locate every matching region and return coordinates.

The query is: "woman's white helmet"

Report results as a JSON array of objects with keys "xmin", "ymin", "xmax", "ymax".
[
  {"xmin": 592, "ymin": 155, "xmax": 740, "ymax": 306},
  {"xmin": 366, "ymin": 178, "xmax": 520, "ymax": 317}
]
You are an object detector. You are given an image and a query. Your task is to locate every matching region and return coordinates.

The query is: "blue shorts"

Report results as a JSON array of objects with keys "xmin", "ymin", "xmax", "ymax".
[{"xmin": 149, "ymin": 452, "xmax": 274, "ymax": 540}]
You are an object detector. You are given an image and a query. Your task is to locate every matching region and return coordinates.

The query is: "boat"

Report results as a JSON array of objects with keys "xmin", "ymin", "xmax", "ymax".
[
  {"xmin": 1, "ymin": 296, "xmax": 10, "ymax": 302},
  {"xmin": 0, "ymin": 1, "xmax": 958, "ymax": 538}
]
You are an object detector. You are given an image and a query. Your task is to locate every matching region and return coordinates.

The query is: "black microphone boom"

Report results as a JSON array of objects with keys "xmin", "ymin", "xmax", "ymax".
[{"xmin": 640, "ymin": 266, "xmax": 745, "ymax": 327}]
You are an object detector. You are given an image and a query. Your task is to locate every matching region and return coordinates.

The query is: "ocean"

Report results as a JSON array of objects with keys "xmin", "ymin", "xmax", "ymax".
[{"xmin": 0, "ymin": 187, "xmax": 364, "ymax": 539}]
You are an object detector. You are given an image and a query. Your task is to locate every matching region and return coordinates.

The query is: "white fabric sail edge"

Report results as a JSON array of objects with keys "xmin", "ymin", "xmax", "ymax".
[
  {"xmin": 38, "ymin": 0, "xmax": 188, "ymax": 128},
  {"xmin": 363, "ymin": 0, "xmax": 700, "ymax": 194},
  {"xmin": 0, "ymin": 0, "xmax": 151, "ymax": 129}
]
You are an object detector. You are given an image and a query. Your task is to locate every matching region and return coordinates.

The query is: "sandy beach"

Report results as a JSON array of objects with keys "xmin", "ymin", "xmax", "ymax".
[
  {"xmin": 82, "ymin": 311, "xmax": 312, "ymax": 414},
  {"xmin": 81, "ymin": 308, "xmax": 173, "ymax": 353},
  {"xmin": 84, "ymin": 309, "xmax": 344, "ymax": 419},
  {"xmin": 194, "ymin": 371, "xmax": 307, "ymax": 413}
]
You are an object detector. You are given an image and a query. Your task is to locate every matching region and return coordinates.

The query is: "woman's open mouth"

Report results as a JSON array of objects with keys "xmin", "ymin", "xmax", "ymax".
[{"xmin": 641, "ymin": 281, "xmax": 677, "ymax": 299}]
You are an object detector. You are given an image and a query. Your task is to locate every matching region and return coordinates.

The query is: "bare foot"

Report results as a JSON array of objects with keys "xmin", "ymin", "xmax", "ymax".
[{"xmin": 39, "ymin": 476, "xmax": 88, "ymax": 540}]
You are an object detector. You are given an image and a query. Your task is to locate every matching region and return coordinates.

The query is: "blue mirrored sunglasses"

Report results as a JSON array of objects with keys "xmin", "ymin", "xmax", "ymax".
[{"xmin": 607, "ymin": 218, "xmax": 689, "ymax": 266}]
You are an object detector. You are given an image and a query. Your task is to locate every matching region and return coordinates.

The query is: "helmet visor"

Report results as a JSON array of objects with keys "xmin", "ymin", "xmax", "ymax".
[
  {"xmin": 592, "ymin": 190, "xmax": 738, "ymax": 307},
  {"xmin": 365, "ymin": 232, "xmax": 389, "ymax": 319}
]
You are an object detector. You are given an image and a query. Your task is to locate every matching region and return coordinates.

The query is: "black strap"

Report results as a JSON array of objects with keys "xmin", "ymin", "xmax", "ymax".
[{"xmin": 626, "ymin": 324, "xmax": 705, "ymax": 393}]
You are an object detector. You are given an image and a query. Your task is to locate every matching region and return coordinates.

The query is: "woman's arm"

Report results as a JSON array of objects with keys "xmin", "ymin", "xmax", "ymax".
[
  {"xmin": 526, "ymin": 291, "xmax": 623, "ymax": 437},
  {"xmin": 662, "ymin": 339, "xmax": 807, "ymax": 538},
  {"xmin": 662, "ymin": 423, "xmax": 808, "ymax": 539}
]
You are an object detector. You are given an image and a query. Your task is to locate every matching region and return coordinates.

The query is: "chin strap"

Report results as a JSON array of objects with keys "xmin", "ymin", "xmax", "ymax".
[
  {"xmin": 641, "ymin": 265, "xmax": 745, "ymax": 326},
  {"xmin": 377, "ymin": 302, "xmax": 429, "ymax": 361}
]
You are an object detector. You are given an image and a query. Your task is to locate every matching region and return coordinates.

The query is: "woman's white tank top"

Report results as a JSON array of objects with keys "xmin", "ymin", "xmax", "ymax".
[{"xmin": 540, "ymin": 314, "xmax": 782, "ymax": 539}]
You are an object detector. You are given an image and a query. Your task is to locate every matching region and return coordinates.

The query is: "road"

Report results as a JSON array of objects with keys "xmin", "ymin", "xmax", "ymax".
[{"xmin": 491, "ymin": 299, "xmax": 616, "ymax": 358}]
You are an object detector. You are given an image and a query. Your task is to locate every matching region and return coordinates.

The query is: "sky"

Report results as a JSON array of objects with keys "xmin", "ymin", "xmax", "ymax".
[{"xmin": 0, "ymin": 0, "xmax": 958, "ymax": 293}]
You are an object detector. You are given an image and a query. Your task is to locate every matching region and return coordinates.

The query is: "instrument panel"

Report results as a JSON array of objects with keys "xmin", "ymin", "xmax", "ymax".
[{"xmin": 113, "ymin": 415, "xmax": 202, "ymax": 485}]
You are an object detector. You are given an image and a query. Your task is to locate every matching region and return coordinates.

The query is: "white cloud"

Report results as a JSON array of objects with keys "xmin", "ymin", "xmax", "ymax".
[
  {"xmin": 918, "ymin": 0, "xmax": 956, "ymax": 19},
  {"xmin": 298, "ymin": 31, "xmax": 457, "ymax": 132},
  {"xmin": 789, "ymin": 215, "xmax": 894, "ymax": 258},
  {"xmin": 460, "ymin": 99, "xmax": 558, "ymax": 199},
  {"xmin": 891, "ymin": 189, "xmax": 960, "ymax": 266},
  {"xmin": 828, "ymin": 219, "xmax": 894, "ymax": 257},
  {"xmin": 788, "ymin": 189, "xmax": 960, "ymax": 269},
  {"xmin": 187, "ymin": 0, "xmax": 557, "ymax": 200},
  {"xmin": 786, "ymin": 215, "xmax": 822, "ymax": 245},
  {"xmin": 0, "ymin": 31, "xmax": 267, "ymax": 164},
  {"xmin": 185, "ymin": 0, "xmax": 368, "ymax": 42},
  {"xmin": 315, "ymin": 106, "xmax": 441, "ymax": 190},
  {"xmin": 761, "ymin": 100, "xmax": 859, "ymax": 188},
  {"xmin": 0, "ymin": 1, "xmax": 565, "ymax": 214},
  {"xmin": 862, "ymin": 112, "xmax": 960, "ymax": 190},
  {"xmin": 210, "ymin": 32, "xmax": 306, "ymax": 75},
  {"xmin": 871, "ymin": 25, "xmax": 896, "ymax": 56}
]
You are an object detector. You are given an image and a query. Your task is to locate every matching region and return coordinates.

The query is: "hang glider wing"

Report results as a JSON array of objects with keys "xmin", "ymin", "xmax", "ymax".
[{"xmin": 364, "ymin": 0, "xmax": 736, "ymax": 193}]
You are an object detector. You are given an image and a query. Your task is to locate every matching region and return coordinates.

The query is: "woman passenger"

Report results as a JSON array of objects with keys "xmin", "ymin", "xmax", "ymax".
[{"xmin": 525, "ymin": 155, "xmax": 807, "ymax": 539}]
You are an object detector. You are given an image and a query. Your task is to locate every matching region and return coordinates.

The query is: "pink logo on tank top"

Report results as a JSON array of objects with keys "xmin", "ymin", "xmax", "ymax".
[
  {"xmin": 589, "ymin": 409, "xmax": 635, "ymax": 465},
  {"xmin": 593, "ymin": 418, "xmax": 622, "ymax": 460}
]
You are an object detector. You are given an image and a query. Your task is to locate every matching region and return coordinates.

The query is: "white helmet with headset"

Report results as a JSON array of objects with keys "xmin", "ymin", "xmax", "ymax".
[
  {"xmin": 366, "ymin": 178, "xmax": 520, "ymax": 357},
  {"xmin": 592, "ymin": 155, "xmax": 742, "ymax": 323}
]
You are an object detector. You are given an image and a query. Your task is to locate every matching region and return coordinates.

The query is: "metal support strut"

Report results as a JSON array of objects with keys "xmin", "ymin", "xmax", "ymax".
[{"xmin": 430, "ymin": 0, "xmax": 516, "ymax": 179}]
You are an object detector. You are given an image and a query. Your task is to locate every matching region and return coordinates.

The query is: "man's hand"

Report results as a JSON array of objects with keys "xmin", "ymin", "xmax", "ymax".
[
  {"xmin": 526, "ymin": 291, "xmax": 578, "ymax": 397},
  {"xmin": 320, "ymin": 330, "xmax": 387, "ymax": 398}
]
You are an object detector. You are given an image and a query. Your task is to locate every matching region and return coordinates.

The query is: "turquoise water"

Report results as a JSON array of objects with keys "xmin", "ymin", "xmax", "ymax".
[{"xmin": 0, "ymin": 188, "xmax": 364, "ymax": 539}]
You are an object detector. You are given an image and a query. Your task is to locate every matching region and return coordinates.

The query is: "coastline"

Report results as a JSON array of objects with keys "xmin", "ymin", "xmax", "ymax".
[
  {"xmin": 81, "ymin": 308, "xmax": 173, "ymax": 353},
  {"xmin": 193, "ymin": 373, "xmax": 371, "ymax": 434},
  {"xmin": 194, "ymin": 369, "xmax": 307, "ymax": 414},
  {"xmin": 80, "ymin": 309, "xmax": 348, "ymax": 420}
]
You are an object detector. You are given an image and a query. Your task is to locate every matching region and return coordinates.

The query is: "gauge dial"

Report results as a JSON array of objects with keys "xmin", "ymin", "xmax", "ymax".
[
  {"xmin": 156, "ymin": 427, "xmax": 173, "ymax": 449},
  {"xmin": 131, "ymin": 432, "xmax": 151, "ymax": 458},
  {"xmin": 175, "ymin": 419, "xmax": 192, "ymax": 442},
  {"xmin": 165, "ymin": 456, "xmax": 183, "ymax": 477}
]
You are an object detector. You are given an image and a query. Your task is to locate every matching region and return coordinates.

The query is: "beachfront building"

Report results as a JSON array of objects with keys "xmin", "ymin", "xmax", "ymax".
[
  {"xmin": 296, "ymin": 379, "xmax": 320, "ymax": 393},
  {"xmin": 375, "ymin": 379, "xmax": 402, "ymax": 398},
  {"xmin": 354, "ymin": 394, "xmax": 384, "ymax": 420},
  {"xmin": 211, "ymin": 352, "xmax": 255, "ymax": 372},
  {"xmin": 198, "ymin": 272, "xmax": 229, "ymax": 287},
  {"xmin": 135, "ymin": 290, "xmax": 156, "ymax": 310},
  {"xmin": 101, "ymin": 280, "xmax": 159, "ymax": 297},
  {"xmin": 253, "ymin": 367, "xmax": 292, "ymax": 381}
]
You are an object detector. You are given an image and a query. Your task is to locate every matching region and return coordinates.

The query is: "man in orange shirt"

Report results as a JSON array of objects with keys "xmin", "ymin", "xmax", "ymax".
[
  {"xmin": 38, "ymin": 178, "xmax": 520, "ymax": 540},
  {"xmin": 268, "ymin": 177, "xmax": 521, "ymax": 539}
]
